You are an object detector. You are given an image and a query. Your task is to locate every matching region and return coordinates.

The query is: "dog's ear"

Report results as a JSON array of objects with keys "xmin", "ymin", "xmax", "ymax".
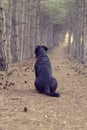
[
  {"xmin": 42, "ymin": 46, "xmax": 48, "ymax": 52},
  {"xmin": 35, "ymin": 46, "xmax": 40, "ymax": 54},
  {"xmin": 34, "ymin": 46, "xmax": 41, "ymax": 58}
]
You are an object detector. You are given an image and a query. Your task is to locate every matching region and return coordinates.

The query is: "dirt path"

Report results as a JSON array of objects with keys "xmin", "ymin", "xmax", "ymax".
[{"xmin": 0, "ymin": 44, "xmax": 87, "ymax": 130}]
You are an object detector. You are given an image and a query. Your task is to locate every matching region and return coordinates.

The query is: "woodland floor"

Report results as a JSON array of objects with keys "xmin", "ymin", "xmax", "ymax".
[{"xmin": 0, "ymin": 43, "xmax": 87, "ymax": 130}]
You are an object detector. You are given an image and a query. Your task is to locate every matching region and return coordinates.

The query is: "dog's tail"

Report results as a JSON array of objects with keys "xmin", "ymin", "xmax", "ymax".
[{"xmin": 45, "ymin": 92, "xmax": 60, "ymax": 97}]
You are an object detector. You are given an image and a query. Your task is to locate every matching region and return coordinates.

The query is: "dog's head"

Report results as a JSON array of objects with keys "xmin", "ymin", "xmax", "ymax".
[{"xmin": 35, "ymin": 45, "xmax": 48, "ymax": 58}]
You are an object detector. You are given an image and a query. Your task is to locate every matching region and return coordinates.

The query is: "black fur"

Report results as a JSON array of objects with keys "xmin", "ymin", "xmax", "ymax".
[{"xmin": 34, "ymin": 45, "xmax": 60, "ymax": 97}]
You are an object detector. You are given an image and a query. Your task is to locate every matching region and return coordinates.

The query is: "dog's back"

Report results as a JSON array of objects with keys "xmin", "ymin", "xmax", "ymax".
[{"xmin": 35, "ymin": 55, "xmax": 52, "ymax": 79}]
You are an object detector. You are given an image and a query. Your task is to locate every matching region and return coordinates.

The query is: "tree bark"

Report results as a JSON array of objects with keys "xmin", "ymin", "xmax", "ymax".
[
  {"xmin": 0, "ymin": 0, "xmax": 8, "ymax": 63},
  {"xmin": 10, "ymin": 0, "xmax": 17, "ymax": 63}
]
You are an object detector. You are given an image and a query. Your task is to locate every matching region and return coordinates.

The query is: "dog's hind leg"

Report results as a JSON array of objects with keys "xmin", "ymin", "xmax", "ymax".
[
  {"xmin": 34, "ymin": 78, "xmax": 44, "ymax": 93},
  {"xmin": 48, "ymin": 78, "xmax": 60, "ymax": 97},
  {"xmin": 50, "ymin": 78, "xmax": 58, "ymax": 92}
]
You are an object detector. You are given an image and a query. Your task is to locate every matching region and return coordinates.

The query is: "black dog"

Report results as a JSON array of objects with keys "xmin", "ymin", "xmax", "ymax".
[{"xmin": 34, "ymin": 45, "xmax": 60, "ymax": 97}]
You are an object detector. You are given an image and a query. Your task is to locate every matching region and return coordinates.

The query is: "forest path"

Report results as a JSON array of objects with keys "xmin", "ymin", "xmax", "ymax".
[{"xmin": 0, "ymin": 43, "xmax": 87, "ymax": 130}]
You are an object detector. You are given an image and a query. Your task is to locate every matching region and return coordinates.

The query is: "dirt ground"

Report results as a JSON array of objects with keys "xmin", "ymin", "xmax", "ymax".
[{"xmin": 0, "ymin": 44, "xmax": 87, "ymax": 130}]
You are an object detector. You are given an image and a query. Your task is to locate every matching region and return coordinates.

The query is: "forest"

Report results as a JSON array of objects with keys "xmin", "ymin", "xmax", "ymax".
[
  {"xmin": 0, "ymin": 0, "xmax": 87, "ymax": 65},
  {"xmin": 0, "ymin": 0, "xmax": 87, "ymax": 130}
]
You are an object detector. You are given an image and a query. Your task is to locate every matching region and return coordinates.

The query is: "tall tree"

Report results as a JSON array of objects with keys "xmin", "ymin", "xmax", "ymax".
[
  {"xmin": 67, "ymin": 0, "xmax": 87, "ymax": 63},
  {"xmin": 0, "ymin": 0, "xmax": 8, "ymax": 62},
  {"xmin": 10, "ymin": 0, "xmax": 17, "ymax": 63}
]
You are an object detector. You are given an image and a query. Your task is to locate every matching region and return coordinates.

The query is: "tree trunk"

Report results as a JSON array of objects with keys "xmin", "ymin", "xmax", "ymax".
[
  {"xmin": 0, "ymin": 0, "xmax": 8, "ymax": 63},
  {"xmin": 10, "ymin": 0, "xmax": 17, "ymax": 63}
]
